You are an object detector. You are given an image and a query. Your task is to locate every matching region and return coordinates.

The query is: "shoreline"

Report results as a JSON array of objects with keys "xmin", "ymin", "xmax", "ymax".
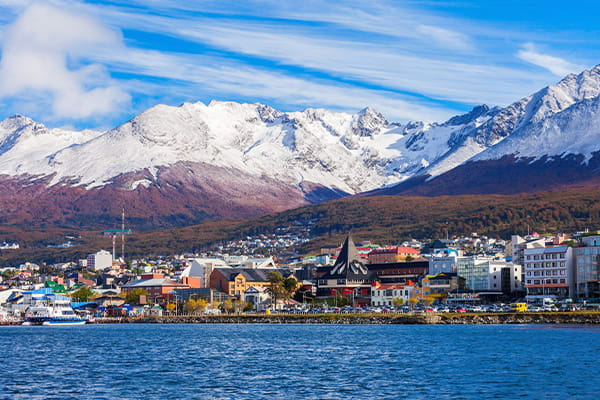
[{"xmin": 94, "ymin": 312, "xmax": 600, "ymax": 325}]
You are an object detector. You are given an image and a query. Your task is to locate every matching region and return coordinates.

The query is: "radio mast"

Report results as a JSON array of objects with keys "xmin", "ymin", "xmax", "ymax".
[{"xmin": 121, "ymin": 208, "xmax": 125, "ymax": 262}]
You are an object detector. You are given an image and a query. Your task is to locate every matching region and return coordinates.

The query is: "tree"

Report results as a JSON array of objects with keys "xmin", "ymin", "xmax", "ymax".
[
  {"xmin": 408, "ymin": 298, "xmax": 418, "ymax": 309},
  {"xmin": 266, "ymin": 272, "xmax": 285, "ymax": 308},
  {"xmin": 221, "ymin": 300, "xmax": 233, "ymax": 314},
  {"xmin": 393, "ymin": 297, "xmax": 404, "ymax": 307},
  {"xmin": 126, "ymin": 288, "xmax": 148, "ymax": 305},
  {"xmin": 195, "ymin": 298, "xmax": 207, "ymax": 313},
  {"xmin": 282, "ymin": 277, "xmax": 298, "ymax": 300},
  {"xmin": 184, "ymin": 299, "xmax": 197, "ymax": 314},
  {"xmin": 71, "ymin": 286, "xmax": 95, "ymax": 302},
  {"xmin": 424, "ymin": 296, "xmax": 435, "ymax": 306},
  {"xmin": 166, "ymin": 303, "xmax": 176, "ymax": 313}
]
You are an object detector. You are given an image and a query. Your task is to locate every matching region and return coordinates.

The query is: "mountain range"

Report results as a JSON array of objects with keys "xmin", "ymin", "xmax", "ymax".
[{"xmin": 2, "ymin": 65, "xmax": 600, "ymax": 230}]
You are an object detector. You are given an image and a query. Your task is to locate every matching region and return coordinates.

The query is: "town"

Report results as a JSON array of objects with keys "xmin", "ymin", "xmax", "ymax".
[{"xmin": 1, "ymin": 227, "xmax": 599, "ymax": 324}]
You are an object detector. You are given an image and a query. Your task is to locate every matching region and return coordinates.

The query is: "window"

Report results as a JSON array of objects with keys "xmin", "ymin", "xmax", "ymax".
[
  {"xmin": 527, "ymin": 279, "xmax": 532, "ymax": 284},
  {"xmin": 560, "ymin": 254, "xmax": 565, "ymax": 259},
  {"xmin": 527, "ymin": 272, "xmax": 531, "ymax": 276},
  {"xmin": 560, "ymin": 279, "xmax": 565, "ymax": 283},
  {"xmin": 534, "ymin": 280, "xmax": 540, "ymax": 284},
  {"xmin": 560, "ymin": 270, "xmax": 565, "ymax": 276}
]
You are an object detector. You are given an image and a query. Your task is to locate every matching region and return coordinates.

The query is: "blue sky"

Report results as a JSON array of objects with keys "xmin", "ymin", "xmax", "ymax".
[{"xmin": 0, "ymin": 0, "xmax": 597, "ymax": 129}]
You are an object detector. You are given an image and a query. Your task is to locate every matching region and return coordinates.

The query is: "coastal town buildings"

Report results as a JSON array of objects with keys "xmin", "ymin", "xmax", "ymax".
[
  {"xmin": 370, "ymin": 282, "xmax": 414, "ymax": 306},
  {"xmin": 87, "ymin": 250, "xmax": 113, "ymax": 271},
  {"xmin": 575, "ymin": 235, "xmax": 600, "ymax": 298},
  {"xmin": 523, "ymin": 246, "xmax": 574, "ymax": 298},
  {"xmin": 367, "ymin": 247, "xmax": 420, "ymax": 263}
]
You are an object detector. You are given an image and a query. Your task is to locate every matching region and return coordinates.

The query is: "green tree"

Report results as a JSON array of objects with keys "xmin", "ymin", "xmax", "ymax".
[
  {"xmin": 126, "ymin": 288, "xmax": 148, "ymax": 305},
  {"xmin": 266, "ymin": 272, "xmax": 285, "ymax": 308},
  {"xmin": 392, "ymin": 297, "xmax": 404, "ymax": 307},
  {"xmin": 282, "ymin": 277, "xmax": 298, "ymax": 300},
  {"xmin": 71, "ymin": 286, "xmax": 95, "ymax": 302}
]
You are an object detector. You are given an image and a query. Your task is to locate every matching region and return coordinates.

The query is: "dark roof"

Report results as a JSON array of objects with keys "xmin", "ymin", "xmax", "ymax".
[{"xmin": 322, "ymin": 235, "xmax": 368, "ymax": 279}]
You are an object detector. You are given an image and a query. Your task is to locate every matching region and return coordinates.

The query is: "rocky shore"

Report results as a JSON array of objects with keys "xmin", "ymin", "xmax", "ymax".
[{"xmin": 98, "ymin": 312, "xmax": 600, "ymax": 325}]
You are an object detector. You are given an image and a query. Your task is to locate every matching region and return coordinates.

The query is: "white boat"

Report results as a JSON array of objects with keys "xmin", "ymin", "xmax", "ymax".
[{"xmin": 22, "ymin": 288, "xmax": 85, "ymax": 326}]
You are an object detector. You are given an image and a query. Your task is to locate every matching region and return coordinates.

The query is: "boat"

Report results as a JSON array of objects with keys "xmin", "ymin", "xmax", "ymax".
[{"xmin": 22, "ymin": 288, "xmax": 85, "ymax": 326}]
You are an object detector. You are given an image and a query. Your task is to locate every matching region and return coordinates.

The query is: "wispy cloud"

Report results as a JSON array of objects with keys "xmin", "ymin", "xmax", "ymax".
[
  {"xmin": 0, "ymin": 0, "xmax": 596, "ymax": 127},
  {"xmin": 0, "ymin": 3, "xmax": 130, "ymax": 120},
  {"xmin": 517, "ymin": 43, "xmax": 585, "ymax": 76}
]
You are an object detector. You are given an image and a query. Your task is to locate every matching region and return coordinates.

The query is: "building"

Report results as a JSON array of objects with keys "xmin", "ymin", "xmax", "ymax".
[
  {"xmin": 180, "ymin": 258, "xmax": 230, "ymax": 287},
  {"xmin": 172, "ymin": 287, "xmax": 231, "ymax": 304},
  {"xmin": 575, "ymin": 235, "xmax": 600, "ymax": 298},
  {"xmin": 509, "ymin": 235, "xmax": 546, "ymax": 271},
  {"xmin": 428, "ymin": 253, "xmax": 459, "ymax": 275},
  {"xmin": 426, "ymin": 272, "xmax": 464, "ymax": 300},
  {"xmin": 367, "ymin": 247, "xmax": 420, "ymax": 264},
  {"xmin": 122, "ymin": 274, "xmax": 188, "ymax": 304},
  {"xmin": 243, "ymin": 286, "xmax": 271, "ymax": 311},
  {"xmin": 370, "ymin": 282, "xmax": 414, "ymax": 306},
  {"xmin": 368, "ymin": 261, "xmax": 429, "ymax": 285},
  {"xmin": 210, "ymin": 268, "xmax": 296, "ymax": 299},
  {"xmin": 87, "ymin": 250, "xmax": 113, "ymax": 271},
  {"xmin": 457, "ymin": 256, "xmax": 521, "ymax": 293},
  {"xmin": 317, "ymin": 235, "xmax": 372, "ymax": 300},
  {"xmin": 523, "ymin": 246, "xmax": 574, "ymax": 299}
]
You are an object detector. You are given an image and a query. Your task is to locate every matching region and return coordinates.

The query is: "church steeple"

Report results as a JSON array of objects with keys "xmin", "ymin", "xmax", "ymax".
[{"xmin": 328, "ymin": 234, "xmax": 368, "ymax": 278}]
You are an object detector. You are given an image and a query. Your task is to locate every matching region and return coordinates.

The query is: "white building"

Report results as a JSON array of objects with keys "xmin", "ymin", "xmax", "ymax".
[
  {"xmin": 243, "ymin": 286, "xmax": 270, "ymax": 311},
  {"xmin": 87, "ymin": 250, "xmax": 113, "ymax": 271},
  {"xmin": 180, "ymin": 258, "xmax": 230, "ymax": 287},
  {"xmin": 524, "ymin": 246, "xmax": 574, "ymax": 299},
  {"xmin": 370, "ymin": 283, "xmax": 414, "ymax": 307},
  {"xmin": 457, "ymin": 256, "xmax": 522, "ymax": 293}
]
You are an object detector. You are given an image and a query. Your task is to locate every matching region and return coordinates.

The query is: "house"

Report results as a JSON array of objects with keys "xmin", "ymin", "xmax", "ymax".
[
  {"xmin": 243, "ymin": 286, "xmax": 270, "ymax": 311},
  {"xmin": 370, "ymin": 282, "xmax": 414, "ymax": 306}
]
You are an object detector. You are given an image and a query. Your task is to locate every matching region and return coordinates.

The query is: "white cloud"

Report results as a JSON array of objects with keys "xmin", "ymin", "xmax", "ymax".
[
  {"xmin": 517, "ymin": 43, "xmax": 584, "ymax": 76},
  {"xmin": 416, "ymin": 24, "xmax": 473, "ymax": 51},
  {"xmin": 0, "ymin": 2, "xmax": 130, "ymax": 119}
]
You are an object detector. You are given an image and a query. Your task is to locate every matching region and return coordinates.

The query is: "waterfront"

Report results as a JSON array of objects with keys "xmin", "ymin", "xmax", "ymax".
[{"xmin": 1, "ymin": 324, "xmax": 599, "ymax": 399}]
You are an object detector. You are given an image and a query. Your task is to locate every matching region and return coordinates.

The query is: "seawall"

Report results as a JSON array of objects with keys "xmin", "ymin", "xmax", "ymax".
[{"xmin": 98, "ymin": 312, "xmax": 600, "ymax": 325}]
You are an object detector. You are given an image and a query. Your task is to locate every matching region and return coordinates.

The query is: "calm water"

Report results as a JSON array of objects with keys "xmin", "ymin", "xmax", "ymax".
[{"xmin": 1, "ymin": 324, "xmax": 599, "ymax": 399}]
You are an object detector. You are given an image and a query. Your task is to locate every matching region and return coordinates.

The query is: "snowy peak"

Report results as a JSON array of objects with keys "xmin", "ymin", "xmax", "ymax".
[{"xmin": 352, "ymin": 107, "xmax": 388, "ymax": 137}]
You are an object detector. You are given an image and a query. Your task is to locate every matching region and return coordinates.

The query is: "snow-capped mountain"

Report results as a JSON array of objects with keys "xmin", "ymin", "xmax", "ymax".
[
  {"xmin": 3, "ymin": 64, "xmax": 600, "ymax": 228},
  {"xmin": 0, "ymin": 100, "xmax": 496, "ymax": 195},
  {"xmin": 371, "ymin": 65, "xmax": 600, "ymax": 196}
]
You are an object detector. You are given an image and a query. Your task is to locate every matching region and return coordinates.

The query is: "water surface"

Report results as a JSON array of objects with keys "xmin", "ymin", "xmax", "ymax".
[{"xmin": 1, "ymin": 324, "xmax": 598, "ymax": 399}]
